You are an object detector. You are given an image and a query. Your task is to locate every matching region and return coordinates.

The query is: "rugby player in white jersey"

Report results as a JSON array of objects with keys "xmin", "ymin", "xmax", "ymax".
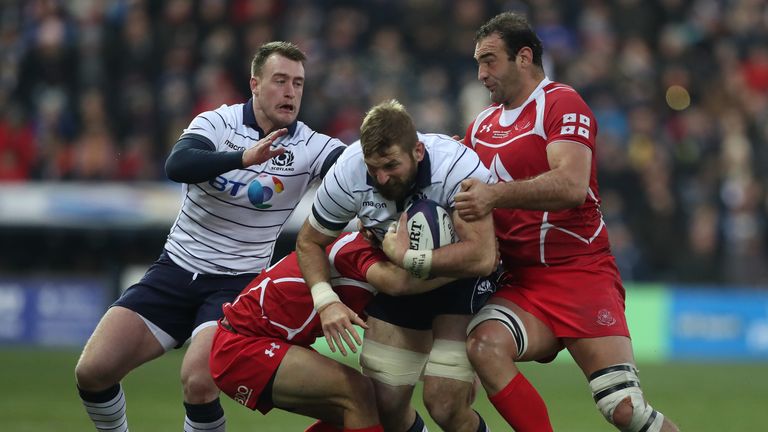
[
  {"xmin": 75, "ymin": 41, "xmax": 346, "ymax": 432},
  {"xmin": 296, "ymin": 100, "xmax": 497, "ymax": 432}
]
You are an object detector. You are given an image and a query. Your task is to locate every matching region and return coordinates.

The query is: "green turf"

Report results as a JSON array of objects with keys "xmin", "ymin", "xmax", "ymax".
[{"xmin": 2, "ymin": 348, "xmax": 766, "ymax": 431}]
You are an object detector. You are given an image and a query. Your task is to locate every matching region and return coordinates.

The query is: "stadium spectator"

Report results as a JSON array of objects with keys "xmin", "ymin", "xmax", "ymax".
[
  {"xmin": 210, "ymin": 231, "xmax": 460, "ymax": 432},
  {"xmin": 296, "ymin": 100, "xmax": 497, "ymax": 432},
  {"xmin": 2, "ymin": 1, "xmax": 768, "ymax": 285},
  {"xmin": 74, "ymin": 41, "xmax": 346, "ymax": 432},
  {"xmin": 0, "ymin": 103, "xmax": 35, "ymax": 180},
  {"xmin": 456, "ymin": 12, "xmax": 679, "ymax": 431}
]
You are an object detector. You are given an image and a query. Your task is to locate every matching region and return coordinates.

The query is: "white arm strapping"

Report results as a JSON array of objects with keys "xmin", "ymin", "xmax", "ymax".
[
  {"xmin": 403, "ymin": 249, "xmax": 432, "ymax": 280},
  {"xmin": 310, "ymin": 281, "xmax": 340, "ymax": 311}
]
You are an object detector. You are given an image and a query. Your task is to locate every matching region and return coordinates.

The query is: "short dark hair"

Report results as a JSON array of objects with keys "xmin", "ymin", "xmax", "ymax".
[
  {"xmin": 250, "ymin": 41, "xmax": 306, "ymax": 77},
  {"xmin": 475, "ymin": 12, "xmax": 543, "ymax": 67},
  {"xmin": 360, "ymin": 100, "xmax": 418, "ymax": 158}
]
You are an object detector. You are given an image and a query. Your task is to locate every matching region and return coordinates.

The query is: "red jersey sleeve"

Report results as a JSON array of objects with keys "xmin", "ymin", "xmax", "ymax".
[
  {"xmin": 543, "ymin": 86, "xmax": 597, "ymax": 151},
  {"xmin": 330, "ymin": 233, "xmax": 387, "ymax": 281}
]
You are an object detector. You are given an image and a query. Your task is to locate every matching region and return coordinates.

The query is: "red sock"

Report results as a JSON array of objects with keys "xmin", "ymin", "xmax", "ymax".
[
  {"xmin": 488, "ymin": 373, "xmax": 553, "ymax": 432},
  {"xmin": 305, "ymin": 420, "xmax": 342, "ymax": 432},
  {"xmin": 343, "ymin": 426, "xmax": 384, "ymax": 432}
]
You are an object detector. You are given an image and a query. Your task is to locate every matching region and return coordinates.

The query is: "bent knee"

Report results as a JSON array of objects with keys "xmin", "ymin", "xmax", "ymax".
[
  {"xmin": 423, "ymin": 390, "xmax": 464, "ymax": 426},
  {"xmin": 466, "ymin": 324, "xmax": 519, "ymax": 365},
  {"xmin": 181, "ymin": 370, "xmax": 219, "ymax": 402},
  {"xmin": 611, "ymin": 397, "xmax": 635, "ymax": 428},
  {"xmin": 75, "ymin": 357, "xmax": 119, "ymax": 391},
  {"xmin": 423, "ymin": 379, "xmax": 472, "ymax": 426}
]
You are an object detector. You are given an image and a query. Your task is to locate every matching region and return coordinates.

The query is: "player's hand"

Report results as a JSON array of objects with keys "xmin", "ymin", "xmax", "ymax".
[
  {"xmin": 382, "ymin": 213, "xmax": 409, "ymax": 266},
  {"xmin": 452, "ymin": 134, "xmax": 464, "ymax": 142},
  {"xmin": 242, "ymin": 128, "xmax": 288, "ymax": 167},
  {"xmin": 357, "ymin": 220, "xmax": 381, "ymax": 248},
  {"xmin": 454, "ymin": 178, "xmax": 494, "ymax": 221},
  {"xmin": 318, "ymin": 302, "xmax": 368, "ymax": 356}
]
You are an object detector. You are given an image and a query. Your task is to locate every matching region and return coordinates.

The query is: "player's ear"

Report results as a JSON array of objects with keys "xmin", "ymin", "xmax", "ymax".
[
  {"xmin": 517, "ymin": 47, "xmax": 533, "ymax": 67},
  {"xmin": 250, "ymin": 76, "xmax": 260, "ymax": 96},
  {"xmin": 413, "ymin": 141, "xmax": 425, "ymax": 162}
]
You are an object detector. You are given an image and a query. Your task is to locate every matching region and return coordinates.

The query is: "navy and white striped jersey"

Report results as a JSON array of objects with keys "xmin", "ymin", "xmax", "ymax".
[
  {"xmin": 165, "ymin": 99, "xmax": 346, "ymax": 274},
  {"xmin": 311, "ymin": 133, "xmax": 493, "ymax": 241}
]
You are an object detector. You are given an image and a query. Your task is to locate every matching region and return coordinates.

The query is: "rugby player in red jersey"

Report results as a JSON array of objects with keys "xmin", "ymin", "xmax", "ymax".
[{"xmin": 455, "ymin": 12, "xmax": 679, "ymax": 432}]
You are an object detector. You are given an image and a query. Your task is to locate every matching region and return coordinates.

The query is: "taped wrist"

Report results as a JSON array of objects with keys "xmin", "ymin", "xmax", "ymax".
[
  {"xmin": 310, "ymin": 281, "xmax": 340, "ymax": 311},
  {"xmin": 403, "ymin": 249, "xmax": 432, "ymax": 279}
]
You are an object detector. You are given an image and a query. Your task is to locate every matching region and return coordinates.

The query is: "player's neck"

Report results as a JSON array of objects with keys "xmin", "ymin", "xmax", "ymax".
[
  {"xmin": 253, "ymin": 107, "xmax": 281, "ymax": 135},
  {"xmin": 503, "ymin": 74, "xmax": 546, "ymax": 110}
]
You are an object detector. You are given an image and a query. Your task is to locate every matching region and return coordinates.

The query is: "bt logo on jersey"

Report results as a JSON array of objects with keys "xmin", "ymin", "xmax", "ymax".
[
  {"xmin": 209, "ymin": 174, "xmax": 286, "ymax": 209},
  {"xmin": 248, "ymin": 175, "xmax": 285, "ymax": 209}
]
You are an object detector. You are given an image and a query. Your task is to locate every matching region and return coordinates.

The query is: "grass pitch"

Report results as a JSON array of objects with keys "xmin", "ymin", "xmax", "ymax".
[{"xmin": 2, "ymin": 348, "xmax": 765, "ymax": 431}]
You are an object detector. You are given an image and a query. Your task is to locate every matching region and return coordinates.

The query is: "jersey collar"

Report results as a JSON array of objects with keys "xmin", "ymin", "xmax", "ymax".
[{"xmin": 243, "ymin": 98, "xmax": 298, "ymax": 137}]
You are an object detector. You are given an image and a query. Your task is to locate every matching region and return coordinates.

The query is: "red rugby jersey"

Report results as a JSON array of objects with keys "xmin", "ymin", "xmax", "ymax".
[
  {"xmin": 222, "ymin": 232, "xmax": 385, "ymax": 346},
  {"xmin": 465, "ymin": 79, "xmax": 610, "ymax": 267}
]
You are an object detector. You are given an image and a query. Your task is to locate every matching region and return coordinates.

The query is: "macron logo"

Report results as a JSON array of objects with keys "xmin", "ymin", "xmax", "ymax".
[
  {"xmin": 480, "ymin": 124, "xmax": 492, "ymax": 133},
  {"xmin": 363, "ymin": 201, "xmax": 387, "ymax": 209}
]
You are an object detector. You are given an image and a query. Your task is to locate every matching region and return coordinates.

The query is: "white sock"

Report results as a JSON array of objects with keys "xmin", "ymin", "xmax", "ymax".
[
  {"xmin": 79, "ymin": 384, "xmax": 128, "ymax": 432},
  {"xmin": 183, "ymin": 399, "xmax": 225, "ymax": 432},
  {"xmin": 184, "ymin": 415, "xmax": 225, "ymax": 432}
]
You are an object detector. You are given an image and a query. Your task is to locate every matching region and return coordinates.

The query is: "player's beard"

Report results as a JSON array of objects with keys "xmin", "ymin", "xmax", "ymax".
[{"xmin": 376, "ymin": 168, "xmax": 417, "ymax": 202}]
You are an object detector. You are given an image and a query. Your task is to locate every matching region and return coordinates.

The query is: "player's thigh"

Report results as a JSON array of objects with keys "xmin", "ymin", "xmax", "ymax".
[
  {"xmin": 424, "ymin": 315, "xmax": 475, "ymax": 394},
  {"xmin": 362, "ymin": 317, "xmax": 431, "ymax": 411},
  {"xmin": 272, "ymin": 346, "xmax": 374, "ymax": 417},
  {"xmin": 485, "ymin": 297, "xmax": 561, "ymax": 362},
  {"xmin": 364, "ymin": 316, "xmax": 432, "ymax": 351},
  {"xmin": 565, "ymin": 335, "xmax": 635, "ymax": 378},
  {"xmin": 77, "ymin": 306, "xmax": 164, "ymax": 382},
  {"xmin": 180, "ymin": 325, "xmax": 217, "ymax": 381},
  {"xmin": 431, "ymin": 314, "xmax": 471, "ymax": 341}
]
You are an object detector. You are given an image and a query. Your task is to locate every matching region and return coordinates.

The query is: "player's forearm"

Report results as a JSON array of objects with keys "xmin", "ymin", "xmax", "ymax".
[
  {"xmin": 396, "ymin": 275, "xmax": 455, "ymax": 295},
  {"xmin": 492, "ymin": 169, "xmax": 586, "ymax": 211},
  {"xmin": 430, "ymin": 240, "xmax": 496, "ymax": 277},
  {"xmin": 165, "ymin": 137, "xmax": 244, "ymax": 183},
  {"xmin": 296, "ymin": 239, "xmax": 332, "ymax": 287}
]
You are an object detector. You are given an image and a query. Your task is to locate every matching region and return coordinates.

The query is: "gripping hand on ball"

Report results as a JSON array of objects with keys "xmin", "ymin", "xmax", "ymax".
[{"xmin": 383, "ymin": 213, "xmax": 409, "ymax": 267}]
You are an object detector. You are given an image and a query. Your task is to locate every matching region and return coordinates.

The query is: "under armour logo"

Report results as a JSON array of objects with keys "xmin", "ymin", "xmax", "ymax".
[
  {"xmin": 480, "ymin": 124, "xmax": 492, "ymax": 133},
  {"xmin": 264, "ymin": 342, "xmax": 281, "ymax": 357}
]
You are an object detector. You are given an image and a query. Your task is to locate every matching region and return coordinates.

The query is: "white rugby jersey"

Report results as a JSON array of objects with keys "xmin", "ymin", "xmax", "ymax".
[
  {"xmin": 312, "ymin": 133, "xmax": 493, "ymax": 240},
  {"xmin": 164, "ymin": 99, "xmax": 346, "ymax": 274}
]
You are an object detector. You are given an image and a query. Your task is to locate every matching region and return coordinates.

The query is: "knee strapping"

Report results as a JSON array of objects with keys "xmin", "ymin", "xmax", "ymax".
[
  {"xmin": 359, "ymin": 339, "xmax": 428, "ymax": 386},
  {"xmin": 424, "ymin": 339, "xmax": 475, "ymax": 382},
  {"xmin": 589, "ymin": 363, "xmax": 664, "ymax": 432},
  {"xmin": 467, "ymin": 303, "xmax": 528, "ymax": 358}
]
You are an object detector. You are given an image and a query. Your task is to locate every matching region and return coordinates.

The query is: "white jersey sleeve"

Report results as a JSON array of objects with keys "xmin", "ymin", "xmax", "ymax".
[
  {"xmin": 310, "ymin": 142, "xmax": 362, "ymax": 232},
  {"xmin": 180, "ymin": 105, "xmax": 232, "ymax": 150},
  {"xmin": 424, "ymin": 133, "xmax": 494, "ymax": 207},
  {"xmin": 306, "ymin": 133, "xmax": 345, "ymax": 181}
]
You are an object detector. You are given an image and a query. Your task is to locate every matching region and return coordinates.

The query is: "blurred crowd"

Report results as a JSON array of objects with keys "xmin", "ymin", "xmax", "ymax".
[{"xmin": 0, "ymin": 0, "xmax": 767, "ymax": 285}]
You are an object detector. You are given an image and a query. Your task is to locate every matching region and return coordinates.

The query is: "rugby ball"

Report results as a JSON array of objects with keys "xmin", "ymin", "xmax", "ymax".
[{"xmin": 405, "ymin": 199, "xmax": 456, "ymax": 250}]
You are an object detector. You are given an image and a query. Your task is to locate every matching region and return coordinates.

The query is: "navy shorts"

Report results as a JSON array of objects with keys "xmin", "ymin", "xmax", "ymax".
[
  {"xmin": 113, "ymin": 251, "xmax": 258, "ymax": 348},
  {"xmin": 365, "ymin": 272, "xmax": 499, "ymax": 330}
]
